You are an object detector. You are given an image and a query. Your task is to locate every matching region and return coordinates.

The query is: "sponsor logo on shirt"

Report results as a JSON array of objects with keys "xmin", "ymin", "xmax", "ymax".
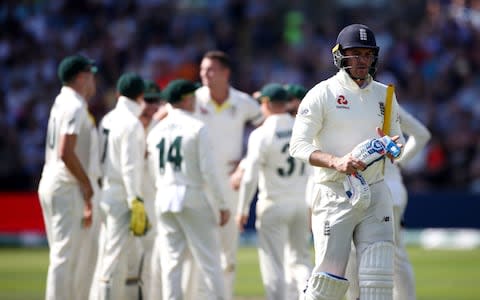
[
  {"xmin": 299, "ymin": 108, "xmax": 310, "ymax": 116},
  {"xmin": 336, "ymin": 95, "xmax": 349, "ymax": 109},
  {"xmin": 324, "ymin": 220, "xmax": 331, "ymax": 236}
]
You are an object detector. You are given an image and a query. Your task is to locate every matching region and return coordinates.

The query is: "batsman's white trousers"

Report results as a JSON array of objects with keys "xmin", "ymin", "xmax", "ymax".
[
  {"xmin": 38, "ymin": 178, "xmax": 84, "ymax": 300},
  {"xmin": 345, "ymin": 178, "xmax": 415, "ymax": 300},
  {"xmin": 309, "ymin": 180, "xmax": 394, "ymax": 297},
  {"xmin": 256, "ymin": 197, "xmax": 312, "ymax": 300},
  {"xmin": 157, "ymin": 187, "xmax": 226, "ymax": 300}
]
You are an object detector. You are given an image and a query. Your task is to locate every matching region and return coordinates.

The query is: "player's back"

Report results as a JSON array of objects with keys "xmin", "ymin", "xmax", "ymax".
[
  {"xmin": 256, "ymin": 113, "xmax": 308, "ymax": 201},
  {"xmin": 147, "ymin": 109, "xmax": 206, "ymax": 188},
  {"xmin": 98, "ymin": 100, "xmax": 145, "ymax": 185}
]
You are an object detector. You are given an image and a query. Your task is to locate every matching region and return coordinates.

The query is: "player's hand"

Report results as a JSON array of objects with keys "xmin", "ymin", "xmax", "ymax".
[
  {"xmin": 219, "ymin": 209, "xmax": 231, "ymax": 227},
  {"xmin": 332, "ymin": 154, "xmax": 366, "ymax": 175},
  {"xmin": 229, "ymin": 166, "xmax": 244, "ymax": 191},
  {"xmin": 376, "ymin": 127, "xmax": 403, "ymax": 162},
  {"xmin": 236, "ymin": 215, "xmax": 249, "ymax": 232},
  {"xmin": 82, "ymin": 200, "xmax": 93, "ymax": 228},
  {"xmin": 80, "ymin": 181, "xmax": 94, "ymax": 228}
]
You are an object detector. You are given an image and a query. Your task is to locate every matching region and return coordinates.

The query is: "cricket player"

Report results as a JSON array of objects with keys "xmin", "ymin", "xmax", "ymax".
[
  {"xmin": 289, "ymin": 24, "xmax": 404, "ymax": 300},
  {"xmin": 283, "ymin": 83, "xmax": 315, "ymax": 300},
  {"xmin": 38, "ymin": 54, "xmax": 97, "ymax": 300},
  {"xmin": 345, "ymin": 105, "xmax": 431, "ymax": 300},
  {"xmin": 124, "ymin": 79, "xmax": 164, "ymax": 300},
  {"xmin": 237, "ymin": 83, "xmax": 312, "ymax": 300},
  {"xmin": 146, "ymin": 79, "xmax": 230, "ymax": 300},
  {"xmin": 92, "ymin": 72, "xmax": 150, "ymax": 300},
  {"xmin": 193, "ymin": 50, "xmax": 263, "ymax": 299}
]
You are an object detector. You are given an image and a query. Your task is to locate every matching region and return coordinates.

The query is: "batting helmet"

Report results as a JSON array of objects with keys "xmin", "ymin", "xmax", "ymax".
[{"xmin": 332, "ymin": 24, "xmax": 379, "ymax": 76}]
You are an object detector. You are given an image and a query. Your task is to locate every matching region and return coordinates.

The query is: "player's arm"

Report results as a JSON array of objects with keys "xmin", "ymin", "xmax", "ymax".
[
  {"xmin": 198, "ymin": 126, "xmax": 230, "ymax": 226},
  {"xmin": 236, "ymin": 130, "xmax": 263, "ymax": 232},
  {"xmin": 59, "ymin": 133, "xmax": 93, "ymax": 227},
  {"xmin": 289, "ymin": 90, "xmax": 366, "ymax": 174},
  {"xmin": 120, "ymin": 123, "xmax": 146, "ymax": 205},
  {"xmin": 396, "ymin": 105, "xmax": 431, "ymax": 166}
]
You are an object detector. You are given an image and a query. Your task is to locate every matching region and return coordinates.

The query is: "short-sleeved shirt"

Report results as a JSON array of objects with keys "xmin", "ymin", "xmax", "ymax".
[{"xmin": 41, "ymin": 86, "xmax": 94, "ymax": 183}]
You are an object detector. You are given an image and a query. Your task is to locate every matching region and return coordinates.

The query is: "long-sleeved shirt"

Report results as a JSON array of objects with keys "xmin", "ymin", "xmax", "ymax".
[
  {"xmin": 238, "ymin": 113, "xmax": 309, "ymax": 215},
  {"xmin": 146, "ymin": 108, "xmax": 228, "ymax": 210},
  {"xmin": 385, "ymin": 105, "xmax": 431, "ymax": 206},
  {"xmin": 290, "ymin": 69, "xmax": 404, "ymax": 184},
  {"xmin": 194, "ymin": 86, "xmax": 263, "ymax": 176},
  {"xmin": 99, "ymin": 96, "xmax": 145, "ymax": 206}
]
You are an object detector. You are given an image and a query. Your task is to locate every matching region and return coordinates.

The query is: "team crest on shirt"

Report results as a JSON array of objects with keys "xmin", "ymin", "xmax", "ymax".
[
  {"xmin": 378, "ymin": 102, "xmax": 385, "ymax": 117},
  {"xmin": 335, "ymin": 95, "xmax": 349, "ymax": 109}
]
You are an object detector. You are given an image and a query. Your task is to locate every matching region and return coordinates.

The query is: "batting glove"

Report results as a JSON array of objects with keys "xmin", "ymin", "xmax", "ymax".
[
  {"xmin": 129, "ymin": 197, "xmax": 151, "ymax": 236},
  {"xmin": 351, "ymin": 136, "xmax": 400, "ymax": 167},
  {"xmin": 343, "ymin": 172, "xmax": 371, "ymax": 210}
]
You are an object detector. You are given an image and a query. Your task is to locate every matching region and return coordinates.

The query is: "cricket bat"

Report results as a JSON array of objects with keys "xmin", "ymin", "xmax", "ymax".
[
  {"xmin": 382, "ymin": 84, "xmax": 395, "ymax": 135},
  {"xmin": 382, "ymin": 84, "xmax": 395, "ymax": 175}
]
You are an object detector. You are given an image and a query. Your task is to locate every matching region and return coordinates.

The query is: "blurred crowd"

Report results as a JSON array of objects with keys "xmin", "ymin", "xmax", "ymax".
[{"xmin": 1, "ymin": 0, "xmax": 480, "ymax": 192}]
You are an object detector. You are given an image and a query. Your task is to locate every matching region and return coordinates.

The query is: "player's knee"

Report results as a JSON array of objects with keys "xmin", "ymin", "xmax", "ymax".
[
  {"xmin": 358, "ymin": 242, "xmax": 394, "ymax": 300},
  {"xmin": 303, "ymin": 272, "xmax": 349, "ymax": 300}
]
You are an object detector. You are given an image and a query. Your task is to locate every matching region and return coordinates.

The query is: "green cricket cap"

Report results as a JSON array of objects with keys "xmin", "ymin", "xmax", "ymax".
[
  {"xmin": 116, "ymin": 72, "xmax": 145, "ymax": 99},
  {"xmin": 285, "ymin": 84, "xmax": 307, "ymax": 100},
  {"xmin": 162, "ymin": 79, "xmax": 199, "ymax": 104},
  {"xmin": 259, "ymin": 83, "xmax": 290, "ymax": 102},
  {"xmin": 143, "ymin": 80, "xmax": 163, "ymax": 103},
  {"xmin": 57, "ymin": 55, "xmax": 97, "ymax": 83}
]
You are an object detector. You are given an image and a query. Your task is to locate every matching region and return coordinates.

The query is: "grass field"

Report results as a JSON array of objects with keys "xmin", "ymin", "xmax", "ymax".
[{"xmin": 1, "ymin": 246, "xmax": 479, "ymax": 299}]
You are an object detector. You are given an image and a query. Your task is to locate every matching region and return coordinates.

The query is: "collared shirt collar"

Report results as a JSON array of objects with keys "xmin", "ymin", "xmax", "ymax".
[
  {"xmin": 61, "ymin": 86, "xmax": 87, "ymax": 108},
  {"xmin": 117, "ymin": 95, "xmax": 142, "ymax": 117},
  {"xmin": 208, "ymin": 87, "xmax": 234, "ymax": 113},
  {"xmin": 336, "ymin": 69, "xmax": 372, "ymax": 90}
]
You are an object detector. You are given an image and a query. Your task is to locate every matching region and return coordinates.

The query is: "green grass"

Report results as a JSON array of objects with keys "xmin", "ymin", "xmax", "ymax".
[{"xmin": 0, "ymin": 246, "xmax": 479, "ymax": 299}]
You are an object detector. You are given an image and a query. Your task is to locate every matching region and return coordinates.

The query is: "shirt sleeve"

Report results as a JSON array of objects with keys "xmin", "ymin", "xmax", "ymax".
[
  {"xmin": 198, "ymin": 126, "xmax": 228, "ymax": 210},
  {"xmin": 121, "ymin": 122, "xmax": 146, "ymax": 206},
  {"xmin": 289, "ymin": 88, "xmax": 324, "ymax": 162},
  {"xmin": 61, "ymin": 105, "xmax": 83, "ymax": 135},
  {"xmin": 237, "ymin": 129, "xmax": 264, "ymax": 216},
  {"xmin": 245, "ymin": 95, "xmax": 264, "ymax": 127},
  {"xmin": 396, "ymin": 105, "xmax": 431, "ymax": 166}
]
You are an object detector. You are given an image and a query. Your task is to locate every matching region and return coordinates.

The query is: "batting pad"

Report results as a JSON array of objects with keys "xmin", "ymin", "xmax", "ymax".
[
  {"xmin": 359, "ymin": 242, "xmax": 394, "ymax": 300},
  {"xmin": 304, "ymin": 272, "xmax": 349, "ymax": 300}
]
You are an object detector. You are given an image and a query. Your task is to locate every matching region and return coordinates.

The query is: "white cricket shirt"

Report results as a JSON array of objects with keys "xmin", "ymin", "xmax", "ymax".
[
  {"xmin": 41, "ymin": 86, "xmax": 94, "ymax": 183},
  {"xmin": 384, "ymin": 105, "xmax": 431, "ymax": 206},
  {"xmin": 290, "ymin": 69, "xmax": 404, "ymax": 184},
  {"xmin": 146, "ymin": 108, "xmax": 227, "ymax": 210},
  {"xmin": 238, "ymin": 113, "xmax": 309, "ymax": 215},
  {"xmin": 194, "ymin": 86, "xmax": 263, "ymax": 176},
  {"xmin": 99, "ymin": 96, "xmax": 145, "ymax": 203}
]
